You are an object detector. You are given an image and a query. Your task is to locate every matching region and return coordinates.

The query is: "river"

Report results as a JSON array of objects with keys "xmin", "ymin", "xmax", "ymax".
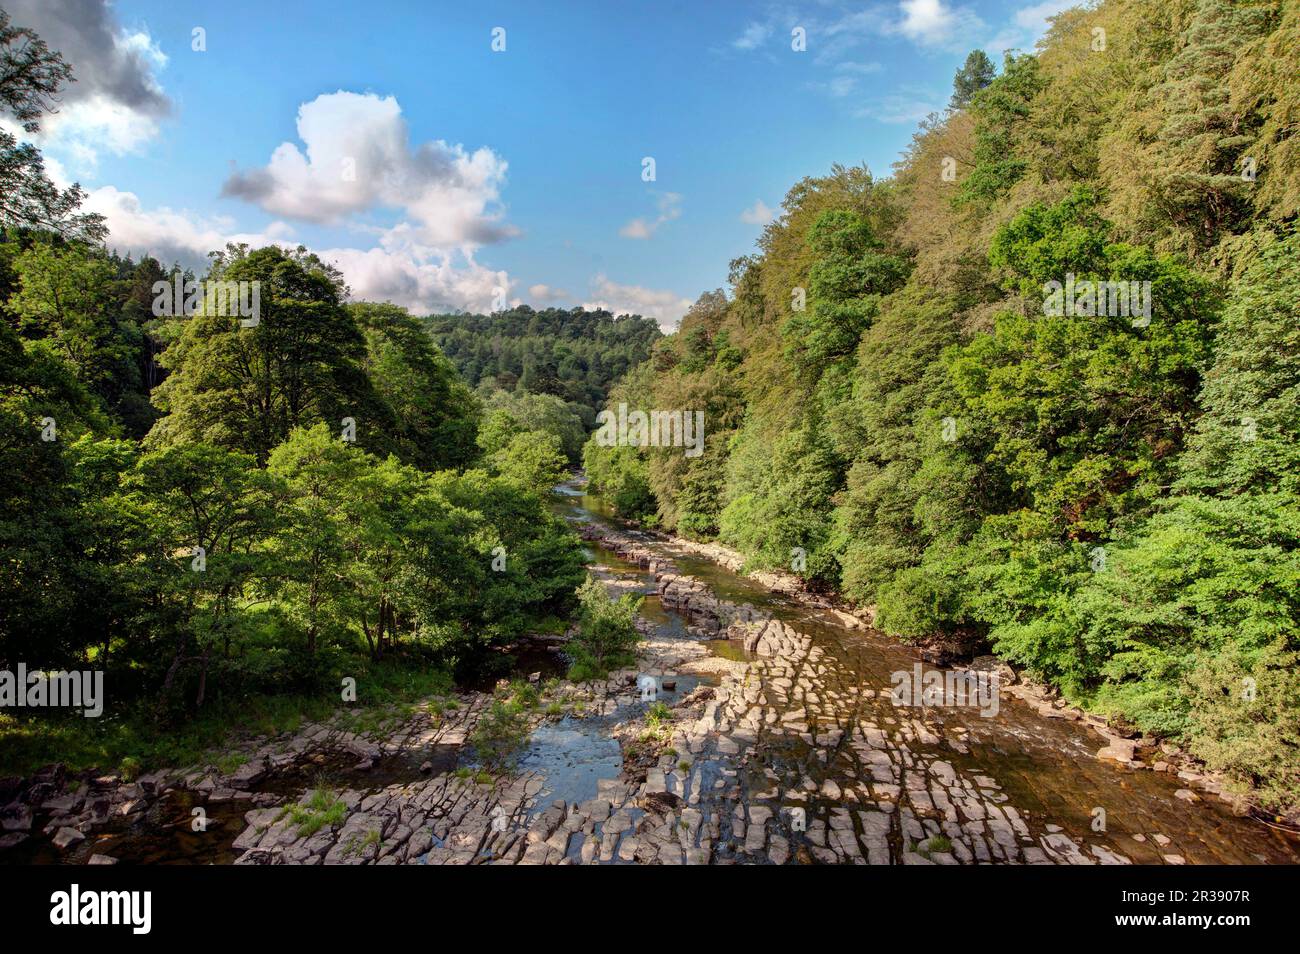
[
  {"xmin": 553, "ymin": 481, "xmax": 1299, "ymax": 865},
  {"xmin": 4, "ymin": 483, "xmax": 1295, "ymax": 865}
]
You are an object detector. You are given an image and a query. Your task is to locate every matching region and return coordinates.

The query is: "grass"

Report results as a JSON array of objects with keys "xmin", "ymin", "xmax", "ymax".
[
  {"xmin": 917, "ymin": 835, "xmax": 953, "ymax": 857},
  {"xmin": 0, "ymin": 658, "xmax": 455, "ymax": 778},
  {"xmin": 286, "ymin": 788, "xmax": 348, "ymax": 837},
  {"xmin": 343, "ymin": 827, "xmax": 382, "ymax": 859},
  {"xmin": 469, "ymin": 685, "xmax": 535, "ymax": 776},
  {"xmin": 214, "ymin": 752, "xmax": 249, "ymax": 775},
  {"xmin": 645, "ymin": 702, "xmax": 671, "ymax": 728}
]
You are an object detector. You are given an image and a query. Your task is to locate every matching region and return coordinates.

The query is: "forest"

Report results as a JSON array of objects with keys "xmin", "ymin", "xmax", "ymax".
[
  {"xmin": 0, "ymin": 8, "xmax": 625, "ymax": 772},
  {"xmin": 425, "ymin": 305, "xmax": 662, "ymax": 417},
  {"xmin": 583, "ymin": 0, "xmax": 1300, "ymax": 812},
  {"xmin": 426, "ymin": 306, "xmax": 662, "ymax": 465},
  {"xmin": 0, "ymin": 0, "xmax": 1296, "ymax": 824}
]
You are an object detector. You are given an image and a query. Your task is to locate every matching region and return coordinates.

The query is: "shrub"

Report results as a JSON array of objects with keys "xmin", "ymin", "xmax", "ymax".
[
  {"xmin": 566, "ymin": 577, "xmax": 643, "ymax": 681},
  {"xmin": 469, "ymin": 698, "xmax": 533, "ymax": 775}
]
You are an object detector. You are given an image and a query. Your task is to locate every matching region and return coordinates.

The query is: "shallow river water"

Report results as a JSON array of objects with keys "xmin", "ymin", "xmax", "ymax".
[
  {"xmin": 6, "ymin": 484, "xmax": 1295, "ymax": 865},
  {"xmin": 554, "ymin": 484, "xmax": 1299, "ymax": 866}
]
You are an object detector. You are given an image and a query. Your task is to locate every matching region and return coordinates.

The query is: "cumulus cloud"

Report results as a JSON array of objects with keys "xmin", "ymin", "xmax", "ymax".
[
  {"xmin": 584, "ymin": 274, "xmax": 692, "ymax": 332},
  {"xmin": 318, "ymin": 244, "xmax": 511, "ymax": 315},
  {"xmin": 619, "ymin": 192, "xmax": 682, "ymax": 240},
  {"xmin": 740, "ymin": 200, "xmax": 776, "ymax": 225},
  {"xmin": 223, "ymin": 90, "xmax": 512, "ymax": 252},
  {"xmin": 82, "ymin": 185, "xmax": 511, "ymax": 314},
  {"xmin": 895, "ymin": 0, "xmax": 955, "ymax": 43},
  {"xmin": 528, "ymin": 284, "xmax": 571, "ymax": 303},
  {"xmin": 82, "ymin": 185, "xmax": 293, "ymax": 270},
  {"xmin": 4, "ymin": 0, "xmax": 171, "ymax": 166},
  {"xmin": 222, "ymin": 91, "xmax": 515, "ymax": 250}
]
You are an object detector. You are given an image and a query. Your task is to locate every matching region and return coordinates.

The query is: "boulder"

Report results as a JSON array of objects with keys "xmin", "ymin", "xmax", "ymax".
[
  {"xmin": 1096, "ymin": 739, "xmax": 1137, "ymax": 763},
  {"xmin": 52, "ymin": 826, "xmax": 85, "ymax": 850}
]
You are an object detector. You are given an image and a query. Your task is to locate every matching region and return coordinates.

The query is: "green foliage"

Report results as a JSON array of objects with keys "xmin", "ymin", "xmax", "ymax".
[
  {"xmin": 0, "ymin": 10, "xmax": 105, "ymax": 242},
  {"xmin": 645, "ymin": 702, "xmax": 671, "ymax": 728},
  {"xmin": 950, "ymin": 49, "xmax": 995, "ymax": 109},
  {"xmin": 469, "ymin": 691, "xmax": 533, "ymax": 775},
  {"xmin": 348, "ymin": 302, "xmax": 479, "ymax": 471},
  {"xmin": 781, "ymin": 208, "xmax": 910, "ymax": 375},
  {"xmin": 579, "ymin": 3, "xmax": 1300, "ymax": 818},
  {"xmin": 0, "ymin": 236, "xmax": 586, "ymax": 728},
  {"xmin": 0, "ymin": 658, "xmax": 454, "ymax": 777},
  {"xmin": 288, "ymin": 788, "xmax": 348, "ymax": 837},
  {"xmin": 478, "ymin": 388, "xmax": 587, "ymax": 462},
  {"xmin": 426, "ymin": 305, "xmax": 661, "ymax": 422},
  {"xmin": 582, "ymin": 441, "xmax": 655, "ymax": 520},
  {"xmin": 147, "ymin": 245, "xmax": 373, "ymax": 463},
  {"xmin": 1184, "ymin": 641, "xmax": 1300, "ymax": 818},
  {"xmin": 487, "ymin": 429, "xmax": 569, "ymax": 494},
  {"xmin": 956, "ymin": 53, "xmax": 1045, "ymax": 206},
  {"xmin": 566, "ymin": 577, "xmax": 642, "ymax": 681}
]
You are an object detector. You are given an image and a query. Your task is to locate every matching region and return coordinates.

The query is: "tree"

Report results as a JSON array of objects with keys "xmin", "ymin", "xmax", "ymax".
[
  {"xmin": 1058, "ymin": 230, "xmax": 1300, "ymax": 813},
  {"xmin": 950, "ymin": 49, "xmax": 995, "ymax": 109},
  {"xmin": 8, "ymin": 239, "xmax": 145, "ymax": 423},
  {"xmin": 0, "ymin": 11, "xmax": 104, "ymax": 241},
  {"xmin": 781, "ymin": 208, "xmax": 909, "ymax": 375},
  {"xmin": 489, "ymin": 430, "xmax": 568, "ymax": 495},
  {"xmin": 425, "ymin": 306, "xmax": 661, "ymax": 420},
  {"xmin": 567, "ymin": 577, "xmax": 642, "ymax": 681},
  {"xmin": 265, "ymin": 425, "xmax": 367, "ymax": 654},
  {"xmin": 477, "ymin": 388, "xmax": 586, "ymax": 462},
  {"xmin": 956, "ymin": 53, "xmax": 1044, "ymax": 207},
  {"xmin": 124, "ymin": 442, "xmax": 276, "ymax": 708},
  {"xmin": 148, "ymin": 246, "xmax": 375, "ymax": 462},
  {"xmin": 348, "ymin": 302, "xmax": 479, "ymax": 471}
]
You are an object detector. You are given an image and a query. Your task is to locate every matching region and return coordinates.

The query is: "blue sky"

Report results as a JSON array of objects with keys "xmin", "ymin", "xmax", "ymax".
[{"xmin": 10, "ymin": 0, "xmax": 1079, "ymax": 328}]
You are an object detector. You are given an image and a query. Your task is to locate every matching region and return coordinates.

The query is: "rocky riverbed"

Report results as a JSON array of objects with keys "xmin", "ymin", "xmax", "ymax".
[{"xmin": 3, "ymin": 485, "xmax": 1296, "ymax": 865}]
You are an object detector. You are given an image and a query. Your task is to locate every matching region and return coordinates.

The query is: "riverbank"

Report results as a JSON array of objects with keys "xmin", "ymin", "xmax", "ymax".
[
  {"xmin": 4, "ymin": 485, "xmax": 1295, "ymax": 864},
  {"xmin": 564, "ymin": 492, "xmax": 1295, "ymax": 863},
  {"xmin": 598, "ymin": 510, "xmax": 1293, "ymax": 829}
]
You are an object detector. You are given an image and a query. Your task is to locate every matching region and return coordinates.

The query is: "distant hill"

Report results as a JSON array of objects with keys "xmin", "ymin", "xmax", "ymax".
[{"xmin": 423, "ymin": 306, "xmax": 661, "ymax": 418}]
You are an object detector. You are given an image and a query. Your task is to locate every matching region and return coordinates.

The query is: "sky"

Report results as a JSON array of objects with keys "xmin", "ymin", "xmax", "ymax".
[{"xmin": 6, "ymin": 0, "xmax": 1081, "ymax": 330}]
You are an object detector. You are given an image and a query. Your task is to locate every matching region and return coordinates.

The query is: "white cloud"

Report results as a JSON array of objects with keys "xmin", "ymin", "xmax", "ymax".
[
  {"xmin": 733, "ymin": 22, "xmax": 773, "ymax": 50},
  {"xmin": 319, "ymin": 244, "xmax": 510, "ymax": 315},
  {"xmin": 854, "ymin": 89, "xmax": 947, "ymax": 124},
  {"xmin": 528, "ymin": 283, "xmax": 571, "ymax": 302},
  {"xmin": 584, "ymin": 274, "xmax": 693, "ymax": 332},
  {"xmin": 5, "ymin": 0, "xmax": 172, "ymax": 169},
  {"xmin": 740, "ymin": 200, "xmax": 776, "ymax": 225},
  {"xmin": 81, "ymin": 184, "xmax": 511, "ymax": 314},
  {"xmin": 896, "ymin": 0, "xmax": 956, "ymax": 43},
  {"xmin": 985, "ymin": 0, "xmax": 1080, "ymax": 56},
  {"xmin": 82, "ymin": 185, "xmax": 293, "ymax": 269},
  {"xmin": 222, "ymin": 91, "xmax": 516, "ymax": 250},
  {"xmin": 619, "ymin": 192, "xmax": 682, "ymax": 240},
  {"xmin": 887, "ymin": 0, "xmax": 987, "ymax": 50}
]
